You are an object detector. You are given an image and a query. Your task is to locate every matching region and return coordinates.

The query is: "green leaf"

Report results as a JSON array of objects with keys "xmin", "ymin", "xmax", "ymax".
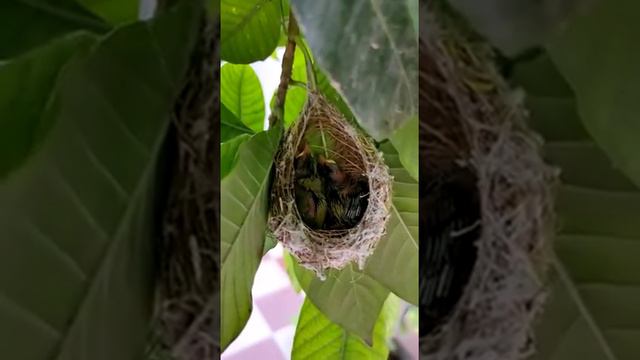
[
  {"xmin": 221, "ymin": 63, "xmax": 265, "ymax": 133},
  {"xmin": 510, "ymin": 47, "xmax": 640, "ymax": 359},
  {"xmin": 389, "ymin": 116, "xmax": 418, "ymax": 181},
  {"xmin": 447, "ymin": 0, "xmax": 590, "ymax": 57},
  {"xmin": 0, "ymin": 32, "xmax": 96, "ymax": 179},
  {"xmin": 290, "ymin": 0, "xmax": 418, "ymax": 139},
  {"xmin": 0, "ymin": 1, "xmax": 109, "ymax": 59},
  {"xmin": 220, "ymin": 133, "xmax": 251, "ymax": 179},
  {"xmin": 221, "ymin": 102, "xmax": 254, "ymax": 142},
  {"xmin": 76, "ymin": 0, "xmax": 139, "ymax": 24},
  {"xmin": 293, "ymin": 264, "xmax": 390, "ymax": 346},
  {"xmin": 220, "ymin": 124, "xmax": 282, "ymax": 350},
  {"xmin": 263, "ymin": 231, "xmax": 277, "ymax": 255},
  {"xmin": 0, "ymin": 3, "xmax": 199, "ymax": 359},
  {"xmin": 364, "ymin": 142, "xmax": 419, "ymax": 304},
  {"xmin": 545, "ymin": 0, "xmax": 640, "ymax": 189},
  {"xmin": 283, "ymin": 250, "xmax": 302, "ymax": 293},
  {"xmin": 291, "ymin": 295, "xmax": 398, "ymax": 360},
  {"xmin": 221, "ymin": 0, "xmax": 282, "ymax": 64}
]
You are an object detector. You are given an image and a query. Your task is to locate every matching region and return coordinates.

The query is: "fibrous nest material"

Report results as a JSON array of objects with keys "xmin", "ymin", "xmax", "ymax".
[
  {"xmin": 420, "ymin": 2, "xmax": 558, "ymax": 359},
  {"xmin": 149, "ymin": 13, "xmax": 219, "ymax": 360},
  {"xmin": 268, "ymin": 91, "xmax": 392, "ymax": 279}
]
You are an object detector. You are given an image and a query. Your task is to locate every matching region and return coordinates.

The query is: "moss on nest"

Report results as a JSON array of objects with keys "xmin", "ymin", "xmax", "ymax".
[{"xmin": 268, "ymin": 91, "xmax": 393, "ymax": 279}]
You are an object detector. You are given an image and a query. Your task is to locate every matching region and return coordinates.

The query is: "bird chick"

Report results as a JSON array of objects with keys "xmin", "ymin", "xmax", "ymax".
[
  {"xmin": 317, "ymin": 155, "xmax": 368, "ymax": 229},
  {"xmin": 295, "ymin": 177, "xmax": 327, "ymax": 229},
  {"xmin": 294, "ymin": 145, "xmax": 328, "ymax": 229},
  {"xmin": 294, "ymin": 142, "xmax": 315, "ymax": 179}
]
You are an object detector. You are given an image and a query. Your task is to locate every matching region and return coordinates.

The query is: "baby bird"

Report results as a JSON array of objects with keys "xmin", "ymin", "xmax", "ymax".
[
  {"xmin": 294, "ymin": 142, "xmax": 327, "ymax": 229},
  {"xmin": 317, "ymin": 155, "xmax": 368, "ymax": 229}
]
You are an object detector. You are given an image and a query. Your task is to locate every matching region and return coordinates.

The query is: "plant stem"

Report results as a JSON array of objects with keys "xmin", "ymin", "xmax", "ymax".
[
  {"xmin": 297, "ymin": 39, "xmax": 317, "ymax": 91},
  {"xmin": 269, "ymin": 10, "xmax": 299, "ymax": 128}
]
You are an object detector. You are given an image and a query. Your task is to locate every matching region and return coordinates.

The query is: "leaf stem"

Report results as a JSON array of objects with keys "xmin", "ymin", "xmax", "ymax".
[
  {"xmin": 269, "ymin": 10, "xmax": 299, "ymax": 128},
  {"xmin": 297, "ymin": 38, "xmax": 317, "ymax": 91}
]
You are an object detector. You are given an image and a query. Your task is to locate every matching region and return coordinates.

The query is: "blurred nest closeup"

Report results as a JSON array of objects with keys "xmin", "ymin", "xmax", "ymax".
[
  {"xmin": 420, "ymin": 2, "xmax": 557, "ymax": 360},
  {"xmin": 149, "ymin": 13, "xmax": 219, "ymax": 360},
  {"xmin": 268, "ymin": 91, "xmax": 392, "ymax": 279}
]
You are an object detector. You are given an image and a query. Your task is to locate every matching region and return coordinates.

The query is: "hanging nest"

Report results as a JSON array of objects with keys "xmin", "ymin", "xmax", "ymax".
[
  {"xmin": 268, "ymin": 91, "xmax": 392, "ymax": 279},
  {"xmin": 148, "ymin": 12, "xmax": 219, "ymax": 360},
  {"xmin": 420, "ymin": 2, "xmax": 558, "ymax": 359}
]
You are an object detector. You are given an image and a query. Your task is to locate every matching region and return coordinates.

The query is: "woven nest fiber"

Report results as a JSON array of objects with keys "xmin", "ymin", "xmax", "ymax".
[
  {"xmin": 268, "ymin": 91, "xmax": 392, "ymax": 279},
  {"xmin": 148, "ymin": 14, "xmax": 219, "ymax": 360},
  {"xmin": 420, "ymin": 2, "xmax": 558, "ymax": 359}
]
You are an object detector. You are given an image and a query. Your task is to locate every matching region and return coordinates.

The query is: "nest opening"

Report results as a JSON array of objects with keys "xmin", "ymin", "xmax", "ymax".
[{"xmin": 269, "ymin": 91, "xmax": 392, "ymax": 279}]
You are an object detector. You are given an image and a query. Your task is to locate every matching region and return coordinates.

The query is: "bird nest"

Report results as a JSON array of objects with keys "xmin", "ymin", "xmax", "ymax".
[
  {"xmin": 268, "ymin": 91, "xmax": 392, "ymax": 279},
  {"xmin": 149, "ymin": 13, "xmax": 219, "ymax": 360},
  {"xmin": 420, "ymin": 3, "xmax": 557, "ymax": 359}
]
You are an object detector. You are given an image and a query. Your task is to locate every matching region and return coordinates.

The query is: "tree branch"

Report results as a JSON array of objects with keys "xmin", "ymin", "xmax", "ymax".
[{"xmin": 269, "ymin": 10, "xmax": 299, "ymax": 127}]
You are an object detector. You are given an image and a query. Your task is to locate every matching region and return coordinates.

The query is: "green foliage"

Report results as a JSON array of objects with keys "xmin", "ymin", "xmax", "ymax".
[
  {"xmin": 221, "ymin": 0, "xmax": 283, "ymax": 64},
  {"xmin": 364, "ymin": 142, "xmax": 419, "ymax": 304},
  {"xmin": 511, "ymin": 35, "xmax": 640, "ymax": 360},
  {"xmin": 293, "ymin": 264, "xmax": 390, "ymax": 345},
  {"xmin": 0, "ymin": 3, "xmax": 200, "ymax": 359},
  {"xmin": 546, "ymin": 0, "xmax": 640, "ymax": 189},
  {"xmin": 220, "ymin": 124, "xmax": 282, "ymax": 350},
  {"xmin": 221, "ymin": 102, "xmax": 254, "ymax": 142},
  {"xmin": 0, "ymin": 33, "xmax": 96, "ymax": 178},
  {"xmin": 290, "ymin": 0, "xmax": 418, "ymax": 139},
  {"xmin": 291, "ymin": 295, "xmax": 399, "ymax": 360},
  {"xmin": 447, "ymin": 0, "xmax": 587, "ymax": 56},
  {"xmin": 221, "ymin": 63, "xmax": 265, "ymax": 133},
  {"xmin": 76, "ymin": 0, "xmax": 139, "ymax": 24},
  {"xmin": 389, "ymin": 116, "xmax": 419, "ymax": 181},
  {"xmin": 283, "ymin": 251, "xmax": 302, "ymax": 293},
  {"xmin": 0, "ymin": 1, "xmax": 109, "ymax": 59},
  {"xmin": 220, "ymin": 133, "xmax": 251, "ymax": 179}
]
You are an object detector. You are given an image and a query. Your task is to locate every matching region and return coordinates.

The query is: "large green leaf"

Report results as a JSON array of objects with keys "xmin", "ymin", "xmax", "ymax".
[
  {"xmin": 220, "ymin": 133, "xmax": 251, "ymax": 179},
  {"xmin": 293, "ymin": 264, "xmax": 390, "ymax": 346},
  {"xmin": 447, "ymin": 0, "xmax": 590, "ymax": 57},
  {"xmin": 364, "ymin": 142, "xmax": 419, "ymax": 305},
  {"xmin": 0, "ymin": 32, "xmax": 95, "ymax": 178},
  {"xmin": 290, "ymin": 0, "xmax": 418, "ymax": 139},
  {"xmin": 512, "ymin": 50, "xmax": 640, "ymax": 359},
  {"xmin": 389, "ymin": 116, "xmax": 418, "ymax": 181},
  {"xmin": 221, "ymin": 63, "xmax": 265, "ymax": 133},
  {"xmin": 221, "ymin": 102, "xmax": 253, "ymax": 142},
  {"xmin": 221, "ymin": 0, "xmax": 282, "ymax": 64},
  {"xmin": 220, "ymin": 125, "xmax": 282, "ymax": 350},
  {"xmin": 0, "ymin": 3, "xmax": 199, "ymax": 359},
  {"xmin": 0, "ymin": 1, "xmax": 109, "ymax": 59},
  {"xmin": 76, "ymin": 0, "xmax": 139, "ymax": 24},
  {"xmin": 291, "ymin": 294, "xmax": 398, "ymax": 360},
  {"xmin": 545, "ymin": 0, "xmax": 640, "ymax": 189}
]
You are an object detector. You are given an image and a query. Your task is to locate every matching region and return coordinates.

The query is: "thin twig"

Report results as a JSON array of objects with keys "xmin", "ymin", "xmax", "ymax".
[{"xmin": 269, "ymin": 10, "xmax": 299, "ymax": 128}]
